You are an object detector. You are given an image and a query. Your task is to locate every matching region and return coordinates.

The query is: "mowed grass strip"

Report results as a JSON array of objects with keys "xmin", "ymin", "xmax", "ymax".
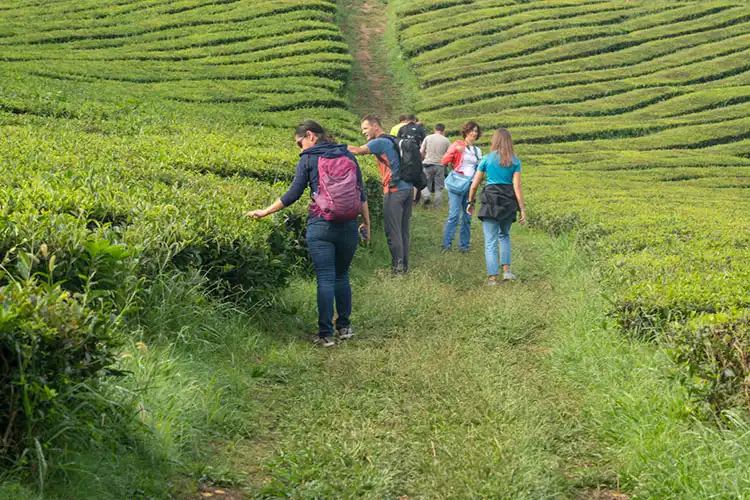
[{"xmin": 241, "ymin": 212, "xmax": 589, "ymax": 498}]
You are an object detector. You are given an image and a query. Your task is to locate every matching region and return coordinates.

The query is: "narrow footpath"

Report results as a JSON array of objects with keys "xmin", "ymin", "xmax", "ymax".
[
  {"xmin": 232, "ymin": 1, "xmax": 629, "ymax": 496},
  {"xmin": 184, "ymin": 2, "xmax": 750, "ymax": 498},
  {"xmin": 233, "ymin": 209, "xmax": 629, "ymax": 498}
]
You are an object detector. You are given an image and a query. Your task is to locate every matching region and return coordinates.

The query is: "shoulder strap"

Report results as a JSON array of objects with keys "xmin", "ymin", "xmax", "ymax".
[{"xmin": 380, "ymin": 134, "xmax": 400, "ymax": 148}]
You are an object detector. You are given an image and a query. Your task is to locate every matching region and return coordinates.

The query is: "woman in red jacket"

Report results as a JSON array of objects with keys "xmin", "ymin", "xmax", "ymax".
[{"xmin": 441, "ymin": 121, "xmax": 482, "ymax": 252}]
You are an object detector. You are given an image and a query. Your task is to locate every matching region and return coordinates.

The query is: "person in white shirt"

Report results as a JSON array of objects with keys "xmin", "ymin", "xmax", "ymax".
[
  {"xmin": 440, "ymin": 121, "xmax": 482, "ymax": 252},
  {"xmin": 420, "ymin": 123, "xmax": 451, "ymax": 209}
]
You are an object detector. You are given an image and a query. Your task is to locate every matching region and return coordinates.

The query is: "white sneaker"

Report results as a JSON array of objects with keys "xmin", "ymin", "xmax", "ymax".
[
  {"xmin": 502, "ymin": 271, "xmax": 516, "ymax": 281},
  {"xmin": 336, "ymin": 327, "xmax": 355, "ymax": 340},
  {"xmin": 313, "ymin": 336, "xmax": 335, "ymax": 347}
]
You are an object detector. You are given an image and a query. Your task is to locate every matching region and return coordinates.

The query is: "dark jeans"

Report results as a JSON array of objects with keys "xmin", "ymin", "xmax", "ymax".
[
  {"xmin": 384, "ymin": 189, "xmax": 413, "ymax": 272},
  {"xmin": 306, "ymin": 219, "xmax": 359, "ymax": 338}
]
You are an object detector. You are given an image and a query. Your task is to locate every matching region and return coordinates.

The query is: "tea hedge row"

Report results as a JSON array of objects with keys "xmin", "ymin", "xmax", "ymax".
[
  {"xmin": 400, "ymin": 0, "xmax": 707, "ymax": 58},
  {"xmin": 418, "ymin": 14, "xmax": 750, "ymax": 87},
  {"xmin": 417, "ymin": 26, "xmax": 750, "ymax": 102}
]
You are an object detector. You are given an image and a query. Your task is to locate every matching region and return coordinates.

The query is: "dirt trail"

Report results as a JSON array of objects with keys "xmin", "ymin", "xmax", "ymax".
[{"xmin": 340, "ymin": 0, "xmax": 401, "ymax": 122}]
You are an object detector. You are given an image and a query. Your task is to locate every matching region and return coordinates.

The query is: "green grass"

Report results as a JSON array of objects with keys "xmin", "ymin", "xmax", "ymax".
[
  {"xmin": 5, "ymin": 209, "xmax": 749, "ymax": 497},
  {"xmin": 4, "ymin": 0, "xmax": 750, "ymax": 495}
]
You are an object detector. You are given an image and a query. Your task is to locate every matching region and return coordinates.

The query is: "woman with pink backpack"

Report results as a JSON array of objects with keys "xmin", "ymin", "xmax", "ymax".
[{"xmin": 248, "ymin": 120, "xmax": 372, "ymax": 347}]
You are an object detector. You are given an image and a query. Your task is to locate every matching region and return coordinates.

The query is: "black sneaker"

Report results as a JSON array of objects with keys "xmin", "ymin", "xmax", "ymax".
[{"xmin": 313, "ymin": 336, "xmax": 335, "ymax": 347}]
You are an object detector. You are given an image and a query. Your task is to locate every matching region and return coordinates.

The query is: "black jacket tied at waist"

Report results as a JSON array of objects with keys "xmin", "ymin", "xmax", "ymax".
[{"xmin": 478, "ymin": 184, "xmax": 518, "ymax": 222}]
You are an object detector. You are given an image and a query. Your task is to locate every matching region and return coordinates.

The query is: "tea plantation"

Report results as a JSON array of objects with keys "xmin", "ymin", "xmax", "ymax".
[
  {"xmin": 393, "ymin": 0, "xmax": 750, "ymax": 411},
  {"xmin": 3, "ymin": 0, "xmax": 750, "ymax": 495},
  {"xmin": 0, "ymin": 0, "xmax": 380, "ymax": 460}
]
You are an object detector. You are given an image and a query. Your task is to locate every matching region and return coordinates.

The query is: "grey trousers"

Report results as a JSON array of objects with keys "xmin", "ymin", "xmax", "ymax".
[
  {"xmin": 383, "ymin": 189, "xmax": 413, "ymax": 272},
  {"xmin": 421, "ymin": 164, "xmax": 444, "ymax": 209}
]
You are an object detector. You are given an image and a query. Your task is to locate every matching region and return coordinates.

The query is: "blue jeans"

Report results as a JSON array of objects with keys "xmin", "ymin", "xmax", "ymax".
[
  {"xmin": 306, "ymin": 219, "xmax": 359, "ymax": 338},
  {"xmin": 442, "ymin": 190, "xmax": 471, "ymax": 250},
  {"xmin": 482, "ymin": 218, "xmax": 513, "ymax": 276}
]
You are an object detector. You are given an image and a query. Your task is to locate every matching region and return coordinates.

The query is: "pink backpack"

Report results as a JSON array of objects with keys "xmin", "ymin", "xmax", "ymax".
[{"xmin": 312, "ymin": 155, "xmax": 362, "ymax": 222}]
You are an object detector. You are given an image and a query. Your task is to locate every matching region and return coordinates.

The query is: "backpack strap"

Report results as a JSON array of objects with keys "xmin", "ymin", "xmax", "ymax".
[
  {"xmin": 379, "ymin": 134, "xmax": 400, "ymax": 148},
  {"xmin": 374, "ymin": 134, "xmax": 400, "ymax": 168}
]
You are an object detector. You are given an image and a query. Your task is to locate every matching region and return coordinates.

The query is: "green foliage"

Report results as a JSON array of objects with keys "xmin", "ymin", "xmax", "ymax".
[
  {"xmin": 666, "ymin": 311, "xmax": 750, "ymax": 415},
  {"xmin": 0, "ymin": 0, "xmax": 379, "ymax": 482},
  {"xmin": 0, "ymin": 279, "xmax": 121, "ymax": 459}
]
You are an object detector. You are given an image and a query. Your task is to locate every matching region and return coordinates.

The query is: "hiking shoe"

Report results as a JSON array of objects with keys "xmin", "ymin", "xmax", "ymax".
[
  {"xmin": 313, "ymin": 336, "xmax": 335, "ymax": 347},
  {"xmin": 459, "ymin": 248, "xmax": 470, "ymax": 254},
  {"xmin": 336, "ymin": 327, "xmax": 355, "ymax": 340},
  {"xmin": 440, "ymin": 247, "xmax": 452, "ymax": 254},
  {"xmin": 391, "ymin": 264, "xmax": 407, "ymax": 275},
  {"xmin": 502, "ymin": 271, "xmax": 516, "ymax": 281}
]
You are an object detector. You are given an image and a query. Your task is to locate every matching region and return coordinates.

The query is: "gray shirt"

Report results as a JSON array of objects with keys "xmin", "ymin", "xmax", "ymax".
[{"xmin": 421, "ymin": 133, "xmax": 451, "ymax": 165}]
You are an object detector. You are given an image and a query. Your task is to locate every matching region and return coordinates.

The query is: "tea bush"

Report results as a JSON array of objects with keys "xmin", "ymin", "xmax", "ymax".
[
  {"xmin": 666, "ymin": 311, "xmax": 750, "ymax": 415},
  {"xmin": 0, "ymin": 279, "xmax": 121, "ymax": 458}
]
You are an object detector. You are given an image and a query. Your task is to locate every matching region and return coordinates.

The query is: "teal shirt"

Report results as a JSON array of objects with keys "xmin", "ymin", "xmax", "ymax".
[{"xmin": 477, "ymin": 152, "xmax": 521, "ymax": 185}]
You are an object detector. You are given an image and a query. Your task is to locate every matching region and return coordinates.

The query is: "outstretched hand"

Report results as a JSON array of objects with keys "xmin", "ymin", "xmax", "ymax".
[{"xmin": 247, "ymin": 209, "xmax": 267, "ymax": 218}]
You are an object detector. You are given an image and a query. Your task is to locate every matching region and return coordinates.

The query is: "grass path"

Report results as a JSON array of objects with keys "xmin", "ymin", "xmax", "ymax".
[
  {"xmin": 228, "ymin": 210, "xmax": 624, "ymax": 498},
  {"xmin": 225, "ymin": 210, "xmax": 750, "ymax": 499},
  {"xmin": 336, "ymin": 0, "xmax": 419, "ymax": 123},
  {"xmin": 6, "ymin": 0, "xmax": 750, "ymax": 497}
]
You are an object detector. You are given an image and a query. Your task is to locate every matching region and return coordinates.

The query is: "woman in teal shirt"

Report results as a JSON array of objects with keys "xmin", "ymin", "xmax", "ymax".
[{"xmin": 467, "ymin": 128, "xmax": 526, "ymax": 284}]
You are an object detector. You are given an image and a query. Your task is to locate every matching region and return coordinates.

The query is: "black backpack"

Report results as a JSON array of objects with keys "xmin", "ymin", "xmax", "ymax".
[
  {"xmin": 380, "ymin": 133, "xmax": 427, "ymax": 190},
  {"xmin": 397, "ymin": 123, "xmax": 426, "ymax": 145}
]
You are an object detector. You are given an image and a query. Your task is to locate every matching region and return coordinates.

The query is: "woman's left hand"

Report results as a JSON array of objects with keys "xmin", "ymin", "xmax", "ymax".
[
  {"xmin": 247, "ymin": 209, "xmax": 267, "ymax": 218},
  {"xmin": 358, "ymin": 223, "xmax": 371, "ymax": 241},
  {"xmin": 466, "ymin": 203, "xmax": 475, "ymax": 216}
]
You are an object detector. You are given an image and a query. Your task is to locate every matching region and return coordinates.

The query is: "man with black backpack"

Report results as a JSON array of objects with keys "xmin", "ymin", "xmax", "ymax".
[
  {"xmin": 348, "ymin": 115, "xmax": 414, "ymax": 274},
  {"xmin": 397, "ymin": 115, "xmax": 428, "ymax": 204}
]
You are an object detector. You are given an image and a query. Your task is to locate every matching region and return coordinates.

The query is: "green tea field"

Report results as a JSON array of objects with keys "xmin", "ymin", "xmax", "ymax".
[
  {"xmin": 3, "ymin": 0, "xmax": 750, "ymax": 497},
  {"xmin": 394, "ymin": 0, "xmax": 750, "ymax": 410}
]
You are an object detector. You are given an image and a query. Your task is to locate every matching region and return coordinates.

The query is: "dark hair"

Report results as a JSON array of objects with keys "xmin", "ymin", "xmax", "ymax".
[
  {"xmin": 296, "ymin": 120, "xmax": 333, "ymax": 142},
  {"xmin": 398, "ymin": 114, "xmax": 407, "ymax": 122},
  {"xmin": 361, "ymin": 114, "xmax": 382, "ymax": 127},
  {"xmin": 407, "ymin": 113, "xmax": 417, "ymax": 122},
  {"xmin": 461, "ymin": 120, "xmax": 482, "ymax": 140},
  {"xmin": 435, "ymin": 123, "xmax": 445, "ymax": 132}
]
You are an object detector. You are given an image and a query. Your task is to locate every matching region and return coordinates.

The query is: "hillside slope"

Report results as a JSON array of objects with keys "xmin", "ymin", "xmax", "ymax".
[{"xmin": 393, "ymin": 0, "xmax": 750, "ymax": 410}]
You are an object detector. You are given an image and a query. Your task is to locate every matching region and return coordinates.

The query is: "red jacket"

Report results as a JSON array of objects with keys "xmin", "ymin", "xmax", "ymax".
[{"xmin": 441, "ymin": 140, "xmax": 475, "ymax": 175}]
